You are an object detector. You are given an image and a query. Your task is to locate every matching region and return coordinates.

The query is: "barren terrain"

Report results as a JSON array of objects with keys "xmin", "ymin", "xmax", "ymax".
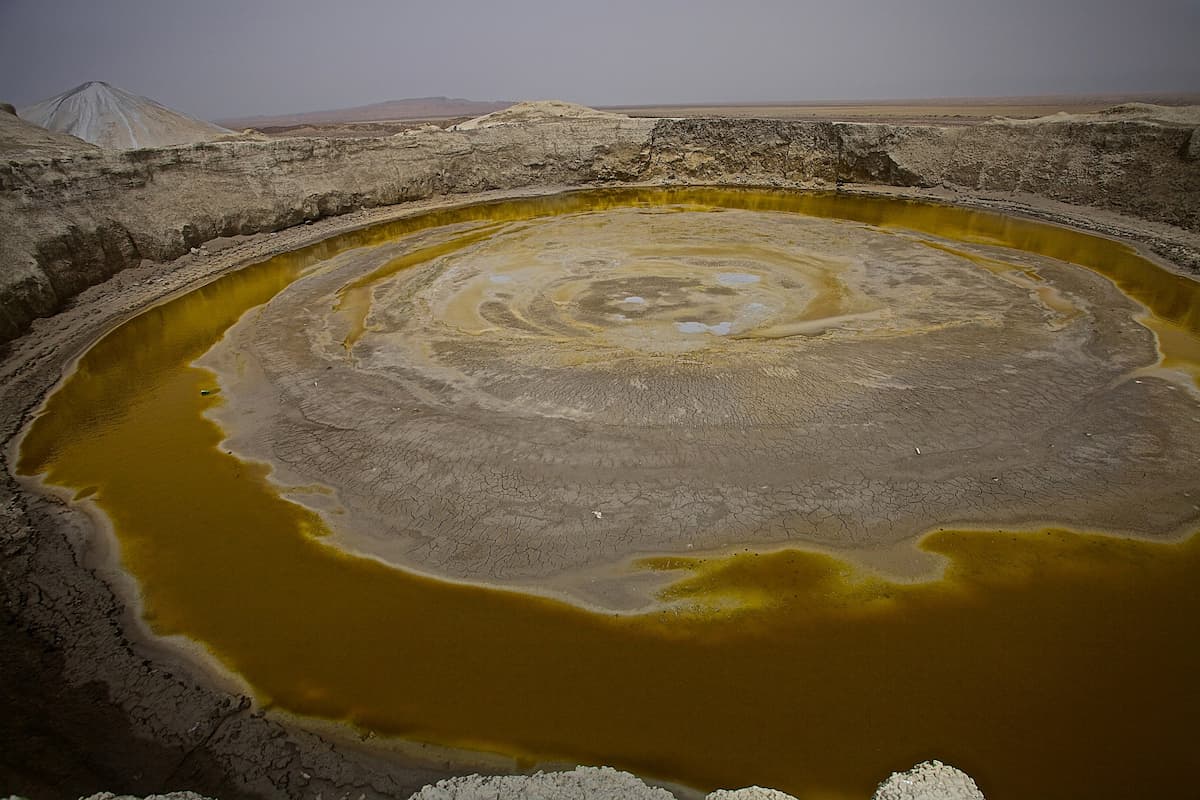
[
  {"xmin": 229, "ymin": 93, "xmax": 1200, "ymax": 138},
  {"xmin": 205, "ymin": 94, "xmax": 1200, "ymax": 140},
  {"xmin": 603, "ymin": 92, "xmax": 1200, "ymax": 125},
  {"xmin": 1, "ymin": 101, "xmax": 1199, "ymax": 799},
  {"xmin": 202, "ymin": 197, "xmax": 1199, "ymax": 599}
]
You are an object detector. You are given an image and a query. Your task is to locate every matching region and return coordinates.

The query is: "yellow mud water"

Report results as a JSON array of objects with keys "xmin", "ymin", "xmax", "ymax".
[{"xmin": 18, "ymin": 189, "xmax": 1200, "ymax": 799}]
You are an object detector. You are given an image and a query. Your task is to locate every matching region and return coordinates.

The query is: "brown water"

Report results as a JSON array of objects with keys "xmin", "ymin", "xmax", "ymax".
[{"xmin": 18, "ymin": 189, "xmax": 1200, "ymax": 799}]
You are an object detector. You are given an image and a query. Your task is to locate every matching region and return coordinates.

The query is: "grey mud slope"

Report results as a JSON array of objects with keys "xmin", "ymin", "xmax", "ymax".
[{"xmin": 18, "ymin": 81, "xmax": 233, "ymax": 151}]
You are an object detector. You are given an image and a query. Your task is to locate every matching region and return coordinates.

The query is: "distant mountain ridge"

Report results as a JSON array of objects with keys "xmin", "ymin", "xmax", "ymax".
[
  {"xmin": 219, "ymin": 96, "xmax": 514, "ymax": 128},
  {"xmin": 19, "ymin": 81, "xmax": 232, "ymax": 150}
]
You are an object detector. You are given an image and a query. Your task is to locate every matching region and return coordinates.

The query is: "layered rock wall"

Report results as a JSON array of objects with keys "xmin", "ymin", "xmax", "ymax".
[
  {"xmin": 2, "ymin": 111, "xmax": 1197, "ymax": 343},
  {"xmin": 646, "ymin": 116, "xmax": 1199, "ymax": 225}
]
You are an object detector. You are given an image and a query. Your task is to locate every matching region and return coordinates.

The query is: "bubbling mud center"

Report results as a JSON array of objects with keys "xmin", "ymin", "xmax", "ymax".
[{"xmin": 16, "ymin": 188, "xmax": 1200, "ymax": 799}]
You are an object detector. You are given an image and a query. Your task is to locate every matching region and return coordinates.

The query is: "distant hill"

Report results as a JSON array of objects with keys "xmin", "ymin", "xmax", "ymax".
[
  {"xmin": 219, "ymin": 96, "xmax": 514, "ymax": 129},
  {"xmin": 19, "ymin": 81, "xmax": 232, "ymax": 150}
]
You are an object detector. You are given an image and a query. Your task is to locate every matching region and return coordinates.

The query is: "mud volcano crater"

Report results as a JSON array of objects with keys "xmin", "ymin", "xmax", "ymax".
[
  {"xmin": 13, "ymin": 187, "xmax": 1200, "ymax": 799},
  {"xmin": 203, "ymin": 189, "xmax": 1200, "ymax": 586}
]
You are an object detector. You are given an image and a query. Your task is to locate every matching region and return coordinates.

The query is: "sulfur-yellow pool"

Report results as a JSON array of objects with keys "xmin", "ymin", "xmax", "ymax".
[{"xmin": 18, "ymin": 189, "xmax": 1200, "ymax": 799}]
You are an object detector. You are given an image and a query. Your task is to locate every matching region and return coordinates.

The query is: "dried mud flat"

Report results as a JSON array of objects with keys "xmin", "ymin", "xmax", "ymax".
[
  {"xmin": 204, "ymin": 199, "xmax": 1199, "ymax": 600},
  {"xmin": 2, "ymin": 175, "xmax": 1199, "ymax": 800}
]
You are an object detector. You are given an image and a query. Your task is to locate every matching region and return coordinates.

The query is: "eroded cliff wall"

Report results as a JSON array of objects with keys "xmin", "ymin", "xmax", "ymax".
[
  {"xmin": 1, "ymin": 111, "xmax": 1197, "ymax": 343},
  {"xmin": 646, "ymin": 116, "xmax": 1199, "ymax": 226}
]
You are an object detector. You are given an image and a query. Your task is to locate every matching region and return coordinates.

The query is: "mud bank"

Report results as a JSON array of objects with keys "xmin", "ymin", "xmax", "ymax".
[{"xmin": 2, "ymin": 103, "xmax": 1198, "ymax": 343}]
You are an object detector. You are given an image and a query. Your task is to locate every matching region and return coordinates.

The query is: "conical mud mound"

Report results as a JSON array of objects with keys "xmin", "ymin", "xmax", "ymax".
[{"xmin": 19, "ymin": 81, "xmax": 231, "ymax": 150}]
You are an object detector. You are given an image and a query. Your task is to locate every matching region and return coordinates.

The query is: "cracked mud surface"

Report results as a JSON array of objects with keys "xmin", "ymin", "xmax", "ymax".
[{"xmin": 201, "ymin": 193, "xmax": 1200, "ymax": 596}]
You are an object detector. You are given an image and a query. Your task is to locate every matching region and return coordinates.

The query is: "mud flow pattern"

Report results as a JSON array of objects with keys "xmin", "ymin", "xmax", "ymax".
[{"xmin": 19, "ymin": 188, "xmax": 1200, "ymax": 800}]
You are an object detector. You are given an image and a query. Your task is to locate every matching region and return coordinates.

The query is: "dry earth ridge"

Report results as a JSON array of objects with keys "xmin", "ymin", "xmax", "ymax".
[{"xmin": 3, "ymin": 100, "xmax": 1199, "ymax": 344}]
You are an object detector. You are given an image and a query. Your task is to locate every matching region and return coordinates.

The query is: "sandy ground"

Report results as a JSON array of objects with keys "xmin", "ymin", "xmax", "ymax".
[
  {"xmin": 2, "ymin": 183, "xmax": 1199, "ymax": 798},
  {"xmin": 602, "ymin": 93, "xmax": 1200, "ymax": 125}
]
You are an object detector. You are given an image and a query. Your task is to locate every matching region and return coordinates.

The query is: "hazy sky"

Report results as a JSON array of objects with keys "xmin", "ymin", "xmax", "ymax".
[{"xmin": 2, "ymin": 0, "xmax": 1198, "ymax": 121}]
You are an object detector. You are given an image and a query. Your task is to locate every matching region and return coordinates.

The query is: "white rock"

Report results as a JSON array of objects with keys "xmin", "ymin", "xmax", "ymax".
[
  {"xmin": 408, "ymin": 766, "xmax": 675, "ymax": 800},
  {"xmin": 80, "ymin": 793, "xmax": 216, "ymax": 800},
  {"xmin": 707, "ymin": 787, "xmax": 798, "ymax": 800},
  {"xmin": 872, "ymin": 760, "xmax": 985, "ymax": 800}
]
